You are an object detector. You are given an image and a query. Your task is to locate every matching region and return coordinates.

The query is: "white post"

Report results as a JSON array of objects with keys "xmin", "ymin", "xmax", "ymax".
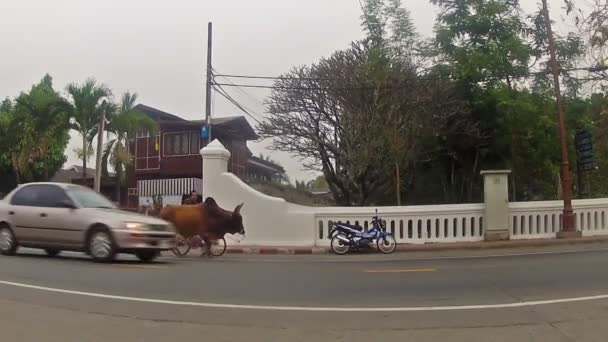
[
  {"xmin": 481, "ymin": 170, "xmax": 511, "ymax": 241},
  {"xmin": 200, "ymin": 139, "xmax": 231, "ymax": 199}
]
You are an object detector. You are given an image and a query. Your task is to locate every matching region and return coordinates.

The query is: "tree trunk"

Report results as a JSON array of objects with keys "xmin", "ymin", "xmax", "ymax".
[
  {"xmin": 13, "ymin": 166, "xmax": 20, "ymax": 185},
  {"xmin": 82, "ymin": 136, "xmax": 87, "ymax": 182},
  {"xmin": 450, "ymin": 159, "xmax": 456, "ymax": 203},
  {"xmin": 44, "ymin": 166, "xmax": 49, "ymax": 182},
  {"xmin": 576, "ymin": 161, "xmax": 583, "ymax": 198},
  {"xmin": 395, "ymin": 163, "xmax": 401, "ymax": 206},
  {"xmin": 468, "ymin": 149, "xmax": 480, "ymax": 202},
  {"xmin": 115, "ymin": 166, "xmax": 122, "ymax": 206}
]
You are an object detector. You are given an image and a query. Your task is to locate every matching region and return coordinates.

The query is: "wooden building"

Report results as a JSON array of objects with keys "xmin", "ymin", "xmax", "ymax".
[{"xmin": 125, "ymin": 104, "xmax": 259, "ymax": 208}]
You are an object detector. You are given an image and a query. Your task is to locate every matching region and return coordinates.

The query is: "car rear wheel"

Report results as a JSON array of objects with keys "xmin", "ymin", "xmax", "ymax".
[
  {"xmin": 88, "ymin": 228, "xmax": 116, "ymax": 262},
  {"xmin": 136, "ymin": 251, "xmax": 159, "ymax": 263},
  {"xmin": 45, "ymin": 249, "xmax": 60, "ymax": 257},
  {"xmin": 0, "ymin": 226, "xmax": 18, "ymax": 256}
]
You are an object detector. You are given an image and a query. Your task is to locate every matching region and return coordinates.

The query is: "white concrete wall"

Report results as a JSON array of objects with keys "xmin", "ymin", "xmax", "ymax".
[{"xmin": 201, "ymin": 140, "xmax": 316, "ymax": 246}]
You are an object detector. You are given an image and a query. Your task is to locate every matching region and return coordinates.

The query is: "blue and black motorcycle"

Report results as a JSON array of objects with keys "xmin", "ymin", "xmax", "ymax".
[{"xmin": 328, "ymin": 210, "xmax": 397, "ymax": 255}]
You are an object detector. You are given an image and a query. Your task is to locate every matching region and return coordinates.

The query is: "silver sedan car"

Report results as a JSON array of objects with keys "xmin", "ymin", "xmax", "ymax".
[{"xmin": 0, "ymin": 182, "xmax": 176, "ymax": 262}]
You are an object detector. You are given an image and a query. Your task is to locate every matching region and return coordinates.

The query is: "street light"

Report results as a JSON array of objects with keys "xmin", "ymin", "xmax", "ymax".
[{"xmin": 541, "ymin": 0, "xmax": 580, "ymax": 238}]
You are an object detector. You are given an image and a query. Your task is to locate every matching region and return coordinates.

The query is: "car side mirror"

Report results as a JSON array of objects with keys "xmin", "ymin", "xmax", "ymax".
[{"xmin": 59, "ymin": 199, "xmax": 76, "ymax": 209}]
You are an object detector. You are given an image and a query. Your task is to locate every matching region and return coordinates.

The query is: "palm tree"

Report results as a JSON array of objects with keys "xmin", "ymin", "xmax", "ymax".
[
  {"xmin": 72, "ymin": 145, "xmax": 94, "ymax": 167},
  {"xmin": 65, "ymin": 78, "xmax": 112, "ymax": 181},
  {"xmin": 102, "ymin": 92, "xmax": 157, "ymax": 204}
]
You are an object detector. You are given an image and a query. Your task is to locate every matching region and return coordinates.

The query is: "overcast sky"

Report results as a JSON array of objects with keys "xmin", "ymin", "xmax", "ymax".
[{"xmin": 1, "ymin": 0, "xmax": 577, "ymax": 182}]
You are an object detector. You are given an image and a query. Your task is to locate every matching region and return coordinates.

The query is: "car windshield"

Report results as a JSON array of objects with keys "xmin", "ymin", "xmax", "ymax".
[{"xmin": 66, "ymin": 186, "xmax": 116, "ymax": 209}]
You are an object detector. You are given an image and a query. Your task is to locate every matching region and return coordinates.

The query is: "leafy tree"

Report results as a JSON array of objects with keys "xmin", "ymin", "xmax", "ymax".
[
  {"xmin": 0, "ymin": 76, "xmax": 70, "ymax": 184},
  {"xmin": 0, "ymin": 99, "xmax": 17, "ymax": 190},
  {"xmin": 418, "ymin": 0, "xmax": 582, "ymax": 202},
  {"xmin": 360, "ymin": 0, "xmax": 418, "ymax": 54},
  {"xmin": 65, "ymin": 78, "xmax": 112, "ymax": 181},
  {"xmin": 102, "ymin": 92, "xmax": 157, "ymax": 203},
  {"xmin": 13, "ymin": 75, "xmax": 71, "ymax": 181},
  {"xmin": 307, "ymin": 175, "xmax": 329, "ymax": 191}
]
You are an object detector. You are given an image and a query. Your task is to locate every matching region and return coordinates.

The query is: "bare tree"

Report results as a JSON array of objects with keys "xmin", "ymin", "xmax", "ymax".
[{"xmin": 259, "ymin": 42, "xmax": 474, "ymax": 205}]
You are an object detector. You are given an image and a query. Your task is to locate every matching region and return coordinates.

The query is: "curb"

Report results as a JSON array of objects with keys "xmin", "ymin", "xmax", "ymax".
[
  {"xmin": 227, "ymin": 246, "xmax": 328, "ymax": 255},
  {"xmin": 225, "ymin": 236, "xmax": 608, "ymax": 255}
]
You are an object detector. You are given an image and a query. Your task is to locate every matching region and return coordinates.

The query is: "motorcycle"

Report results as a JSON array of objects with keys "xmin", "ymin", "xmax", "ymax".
[{"xmin": 328, "ymin": 210, "xmax": 398, "ymax": 255}]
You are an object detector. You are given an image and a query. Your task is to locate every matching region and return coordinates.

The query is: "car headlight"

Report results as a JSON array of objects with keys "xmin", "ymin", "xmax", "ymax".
[{"xmin": 125, "ymin": 222, "xmax": 149, "ymax": 231}]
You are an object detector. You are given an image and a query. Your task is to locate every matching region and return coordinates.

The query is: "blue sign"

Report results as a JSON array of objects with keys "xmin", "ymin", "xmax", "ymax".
[
  {"xmin": 201, "ymin": 125, "xmax": 209, "ymax": 139},
  {"xmin": 576, "ymin": 129, "xmax": 595, "ymax": 170}
]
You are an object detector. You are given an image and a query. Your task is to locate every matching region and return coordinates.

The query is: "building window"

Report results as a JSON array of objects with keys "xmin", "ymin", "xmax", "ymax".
[
  {"xmin": 164, "ymin": 132, "xmax": 190, "ymax": 156},
  {"xmin": 137, "ymin": 130, "xmax": 150, "ymax": 138},
  {"xmin": 135, "ymin": 134, "xmax": 160, "ymax": 170},
  {"xmin": 189, "ymin": 131, "xmax": 200, "ymax": 155},
  {"xmin": 128, "ymin": 188, "xmax": 138, "ymax": 196},
  {"xmin": 163, "ymin": 131, "xmax": 200, "ymax": 157}
]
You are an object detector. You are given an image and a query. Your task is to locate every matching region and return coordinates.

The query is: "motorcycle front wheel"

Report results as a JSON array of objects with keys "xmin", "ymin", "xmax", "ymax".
[
  {"xmin": 330, "ymin": 235, "xmax": 351, "ymax": 255},
  {"xmin": 377, "ymin": 235, "xmax": 397, "ymax": 254}
]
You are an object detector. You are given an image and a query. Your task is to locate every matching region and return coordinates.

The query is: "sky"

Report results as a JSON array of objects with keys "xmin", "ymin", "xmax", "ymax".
[{"xmin": 0, "ymin": 0, "xmax": 579, "ymax": 182}]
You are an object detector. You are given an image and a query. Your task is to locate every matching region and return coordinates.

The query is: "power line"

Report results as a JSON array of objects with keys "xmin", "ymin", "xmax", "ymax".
[
  {"xmin": 214, "ymin": 66, "xmax": 607, "ymax": 85},
  {"xmin": 212, "ymin": 82, "xmax": 372, "ymax": 91},
  {"xmin": 212, "ymin": 84, "xmax": 262, "ymax": 125},
  {"xmin": 214, "ymin": 73, "xmax": 339, "ymax": 81},
  {"xmin": 212, "ymin": 69, "xmax": 267, "ymax": 107}
]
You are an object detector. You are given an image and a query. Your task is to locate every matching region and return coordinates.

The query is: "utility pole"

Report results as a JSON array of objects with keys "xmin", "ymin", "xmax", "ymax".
[
  {"xmin": 205, "ymin": 22, "xmax": 213, "ymax": 144},
  {"xmin": 541, "ymin": 0, "xmax": 580, "ymax": 237},
  {"xmin": 94, "ymin": 102, "xmax": 107, "ymax": 193}
]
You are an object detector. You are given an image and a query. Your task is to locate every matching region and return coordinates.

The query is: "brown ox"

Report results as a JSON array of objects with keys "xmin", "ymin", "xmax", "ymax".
[{"xmin": 159, "ymin": 197, "xmax": 244, "ymax": 256}]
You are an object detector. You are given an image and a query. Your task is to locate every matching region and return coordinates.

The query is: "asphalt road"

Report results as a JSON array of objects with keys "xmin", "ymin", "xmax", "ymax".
[{"xmin": 3, "ymin": 244, "xmax": 608, "ymax": 341}]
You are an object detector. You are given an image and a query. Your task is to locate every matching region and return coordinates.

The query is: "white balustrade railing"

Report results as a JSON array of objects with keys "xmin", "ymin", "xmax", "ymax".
[
  {"xmin": 313, "ymin": 199, "xmax": 608, "ymax": 246},
  {"xmin": 509, "ymin": 198, "xmax": 608, "ymax": 239},
  {"xmin": 313, "ymin": 204, "xmax": 485, "ymax": 246}
]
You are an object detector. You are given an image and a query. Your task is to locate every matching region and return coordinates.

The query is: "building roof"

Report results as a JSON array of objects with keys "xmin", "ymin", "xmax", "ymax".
[
  {"xmin": 247, "ymin": 156, "xmax": 285, "ymax": 174},
  {"xmin": 50, "ymin": 165, "xmax": 115, "ymax": 183},
  {"xmin": 134, "ymin": 104, "xmax": 259, "ymax": 140}
]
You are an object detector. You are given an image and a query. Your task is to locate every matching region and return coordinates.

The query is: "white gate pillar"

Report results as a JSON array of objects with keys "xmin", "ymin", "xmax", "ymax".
[
  {"xmin": 481, "ymin": 170, "xmax": 511, "ymax": 241},
  {"xmin": 200, "ymin": 139, "xmax": 230, "ymax": 199}
]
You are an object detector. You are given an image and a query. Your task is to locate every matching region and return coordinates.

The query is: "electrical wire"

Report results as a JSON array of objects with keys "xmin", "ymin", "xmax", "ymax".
[
  {"xmin": 212, "ymin": 68, "xmax": 267, "ymax": 107},
  {"xmin": 212, "ymin": 84, "xmax": 262, "ymax": 125},
  {"xmin": 213, "ymin": 66, "xmax": 607, "ymax": 86}
]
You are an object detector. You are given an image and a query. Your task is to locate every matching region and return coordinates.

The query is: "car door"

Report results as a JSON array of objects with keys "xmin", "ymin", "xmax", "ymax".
[
  {"xmin": 9, "ymin": 184, "xmax": 48, "ymax": 244},
  {"xmin": 36, "ymin": 185, "xmax": 85, "ymax": 248}
]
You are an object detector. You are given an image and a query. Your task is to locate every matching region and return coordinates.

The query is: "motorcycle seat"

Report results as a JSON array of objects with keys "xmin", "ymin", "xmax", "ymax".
[{"xmin": 335, "ymin": 222, "xmax": 363, "ymax": 231}]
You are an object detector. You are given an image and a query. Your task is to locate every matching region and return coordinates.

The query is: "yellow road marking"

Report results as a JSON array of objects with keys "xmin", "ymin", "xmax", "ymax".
[{"xmin": 364, "ymin": 268, "xmax": 437, "ymax": 273}]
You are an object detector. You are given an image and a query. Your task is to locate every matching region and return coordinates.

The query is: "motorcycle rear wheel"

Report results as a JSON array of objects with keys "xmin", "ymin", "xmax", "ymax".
[
  {"xmin": 330, "ymin": 235, "xmax": 350, "ymax": 255},
  {"xmin": 377, "ymin": 235, "xmax": 397, "ymax": 254}
]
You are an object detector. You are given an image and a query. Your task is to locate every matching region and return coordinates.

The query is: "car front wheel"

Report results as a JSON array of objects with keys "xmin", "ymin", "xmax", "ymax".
[
  {"xmin": 136, "ymin": 251, "xmax": 159, "ymax": 263},
  {"xmin": 88, "ymin": 228, "xmax": 116, "ymax": 262}
]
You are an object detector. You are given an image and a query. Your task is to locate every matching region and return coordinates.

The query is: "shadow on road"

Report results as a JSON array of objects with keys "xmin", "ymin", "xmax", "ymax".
[{"xmin": 12, "ymin": 250, "xmax": 176, "ymax": 266}]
